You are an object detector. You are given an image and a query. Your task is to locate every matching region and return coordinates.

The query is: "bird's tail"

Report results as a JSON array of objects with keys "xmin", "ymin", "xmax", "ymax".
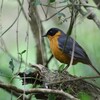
[{"xmin": 89, "ymin": 64, "xmax": 100, "ymax": 75}]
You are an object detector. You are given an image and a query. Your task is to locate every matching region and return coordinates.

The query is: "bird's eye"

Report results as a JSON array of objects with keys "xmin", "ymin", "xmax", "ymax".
[
  {"xmin": 47, "ymin": 28, "xmax": 58, "ymax": 36},
  {"xmin": 50, "ymin": 30, "xmax": 53, "ymax": 34}
]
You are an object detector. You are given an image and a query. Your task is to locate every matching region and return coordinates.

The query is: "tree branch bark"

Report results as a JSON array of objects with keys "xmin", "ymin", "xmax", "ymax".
[
  {"xmin": 69, "ymin": 0, "xmax": 100, "ymax": 29},
  {"xmin": 28, "ymin": 0, "xmax": 46, "ymax": 64},
  {"xmin": 0, "ymin": 82, "xmax": 79, "ymax": 100},
  {"xmin": 80, "ymin": 0, "xmax": 100, "ymax": 29}
]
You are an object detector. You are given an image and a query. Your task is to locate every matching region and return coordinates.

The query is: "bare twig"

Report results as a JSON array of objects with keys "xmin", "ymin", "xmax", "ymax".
[
  {"xmin": 42, "ymin": 5, "xmax": 68, "ymax": 21},
  {"xmin": 0, "ymin": 82, "xmax": 79, "ymax": 100}
]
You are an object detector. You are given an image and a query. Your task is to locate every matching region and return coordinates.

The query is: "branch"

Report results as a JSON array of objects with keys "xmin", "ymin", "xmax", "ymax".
[
  {"xmin": 17, "ymin": 0, "xmax": 29, "ymax": 21},
  {"xmin": 0, "ymin": 81, "xmax": 28, "ymax": 100},
  {"xmin": 93, "ymin": 0, "xmax": 100, "ymax": 9},
  {"xmin": 29, "ymin": 0, "xmax": 46, "ymax": 64},
  {"xmin": 80, "ymin": 0, "xmax": 100, "ymax": 29},
  {"xmin": 0, "ymin": 82, "xmax": 79, "ymax": 100},
  {"xmin": 69, "ymin": 0, "xmax": 100, "ymax": 30}
]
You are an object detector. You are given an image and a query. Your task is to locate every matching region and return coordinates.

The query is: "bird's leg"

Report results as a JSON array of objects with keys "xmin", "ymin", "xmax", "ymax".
[{"xmin": 62, "ymin": 64, "xmax": 69, "ymax": 72}]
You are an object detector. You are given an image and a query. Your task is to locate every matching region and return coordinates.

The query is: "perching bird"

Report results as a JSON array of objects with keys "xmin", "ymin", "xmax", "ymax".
[{"xmin": 43, "ymin": 28, "xmax": 100, "ymax": 75}]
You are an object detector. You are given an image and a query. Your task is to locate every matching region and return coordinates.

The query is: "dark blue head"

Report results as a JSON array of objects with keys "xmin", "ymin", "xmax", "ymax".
[{"xmin": 42, "ymin": 28, "xmax": 65, "ymax": 37}]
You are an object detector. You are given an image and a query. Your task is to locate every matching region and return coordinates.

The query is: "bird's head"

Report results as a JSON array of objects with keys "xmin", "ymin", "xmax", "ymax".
[{"xmin": 42, "ymin": 28, "xmax": 64, "ymax": 40}]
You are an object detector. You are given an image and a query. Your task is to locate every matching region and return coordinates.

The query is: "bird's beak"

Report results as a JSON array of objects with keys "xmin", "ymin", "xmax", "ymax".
[{"xmin": 42, "ymin": 34, "xmax": 47, "ymax": 37}]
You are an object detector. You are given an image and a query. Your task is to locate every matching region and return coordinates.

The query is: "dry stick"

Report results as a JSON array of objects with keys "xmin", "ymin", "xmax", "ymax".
[{"xmin": 0, "ymin": 82, "xmax": 79, "ymax": 100}]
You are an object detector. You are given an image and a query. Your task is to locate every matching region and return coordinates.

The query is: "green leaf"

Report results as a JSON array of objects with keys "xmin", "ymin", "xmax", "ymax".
[
  {"xmin": 49, "ymin": 0, "xmax": 55, "ymax": 3},
  {"xmin": 18, "ymin": 50, "xmax": 26, "ymax": 55},
  {"xmin": 57, "ymin": 12, "xmax": 66, "ymax": 19},
  {"xmin": 60, "ymin": 0, "xmax": 68, "ymax": 3},
  {"xmin": 48, "ymin": 94, "xmax": 56, "ymax": 100},
  {"xmin": 57, "ymin": 12, "xmax": 66, "ymax": 24},
  {"xmin": 58, "ymin": 64, "xmax": 65, "ymax": 72},
  {"xmin": 21, "ymin": 50, "xmax": 26, "ymax": 54},
  {"xmin": 32, "ymin": 0, "xmax": 41, "ymax": 6},
  {"xmin": 65, "ymin": 87, "xmax": 74, "ymax": 94},
  {"xmin": 24, "ymin": 68, "xmax": 34, "ymax": 74},
  {"xmin": 9, "ymin": 59, "xmax": 15, "ymax": 73},
  {"xmin": 0, "ymin": 70, "xmax": 2, "ymax": 74},
  {"xmin": 78, "ymin": 91, "xmax": 92, "ymax": 100}
]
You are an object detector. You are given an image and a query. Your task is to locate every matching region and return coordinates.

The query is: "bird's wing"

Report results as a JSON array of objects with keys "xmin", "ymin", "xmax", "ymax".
[{"xmin": 58, "ymin": 35, "xmax": 89, "ymax": 61}]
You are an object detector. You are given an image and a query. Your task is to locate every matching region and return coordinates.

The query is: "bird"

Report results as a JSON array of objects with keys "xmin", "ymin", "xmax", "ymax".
[{"xmin": 42, "ymin": 28, "xmax": 100, "ymax": 75}]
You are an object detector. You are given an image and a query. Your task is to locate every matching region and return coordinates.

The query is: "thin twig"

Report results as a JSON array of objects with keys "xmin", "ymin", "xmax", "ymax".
[
  {"xmin": 40, "ymin": 3, "xmax": 97, "ymax": 9},
  {"xmin": 41, "ymin": 2, "xmax": 98, "ymax": 21},
  {"xmin": 16, "ymin": 5, "xmax": 20, "ymax": 60},
  {"xmin": 17, "ymin": 0, "xmax": 29, "ymax": 21},
  {"xmin": 42, "ymin": 5, "xmax": 68, "ymax": 21}
]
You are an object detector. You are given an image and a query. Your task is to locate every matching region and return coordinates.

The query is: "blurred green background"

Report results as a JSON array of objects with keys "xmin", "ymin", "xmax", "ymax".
[{"xmin": 0, "ymin": 0, "xmax": 100, "ymax": 100}]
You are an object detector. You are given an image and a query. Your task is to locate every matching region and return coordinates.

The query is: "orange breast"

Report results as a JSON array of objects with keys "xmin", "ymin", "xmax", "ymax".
[{"xmin": 49, "ymin": 37, "xmax": 71, "ymax": 64}]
